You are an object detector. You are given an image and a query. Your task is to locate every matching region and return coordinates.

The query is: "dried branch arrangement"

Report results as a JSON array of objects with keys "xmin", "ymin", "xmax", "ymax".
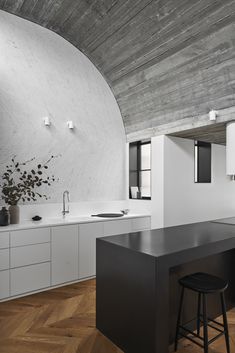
[{"xmin": 0, "ymin": 155, "xmax": 59, "ymax": 205}]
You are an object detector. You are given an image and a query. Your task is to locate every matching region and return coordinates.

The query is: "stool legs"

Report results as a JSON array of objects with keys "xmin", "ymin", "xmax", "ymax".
[
  {"xmin": 175, "ymin": 287, "xmax": 185, "ymax": 351},
  {"xmin": 197, "ymin": 292, "xmax": 201, "ymax": 335},
  {"xmin": 175, "ymin": 288, "xmax": 230, "ymax": 353},
  {"xmin": 202, "ymin": 294, "xmax": 209, "ymax": 353},
  {"xmin": 221, "ymin": 292, "xmax": 230, "ymax": 353}
]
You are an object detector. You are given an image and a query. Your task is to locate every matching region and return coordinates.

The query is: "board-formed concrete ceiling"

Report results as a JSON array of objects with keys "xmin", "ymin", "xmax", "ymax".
[{"xmin": 1, "ymin": 0, "xmax": 235, "ymax": 143}]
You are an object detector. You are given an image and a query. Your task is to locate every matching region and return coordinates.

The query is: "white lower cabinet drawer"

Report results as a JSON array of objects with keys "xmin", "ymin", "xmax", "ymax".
[
  {"xmin": 132, "ymin": 217, "xmax": 151, "ymax": 231},
  {"xmin": 103, "ymin": 219, "xmax": 132, "ymax": 236},
  {"xmin": 0, "ymin": 249, "xmax": 9, "ymax": 271},
  {"xmin": 11, "ymin": 262, "xmax": 50, "ymax": 296},
  {"xmin": 10, "ymin": 227, "xmax": 50, "ymax": 247},
  {"xmin": 0, "ymin": 232, "xmax": 9, "ymax": 249},
  {"xmin": 0, "ymin": 270, "xmax": 10, "ymax": 299},
  {"xmin": 10, "ymin": 243, "xmax": 51, "ymax": 268}
]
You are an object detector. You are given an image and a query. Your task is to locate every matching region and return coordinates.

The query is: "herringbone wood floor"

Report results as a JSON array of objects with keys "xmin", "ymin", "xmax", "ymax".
[{"xmin": 0, "ymin": 279, "xmax": 234, "ymax": 353}]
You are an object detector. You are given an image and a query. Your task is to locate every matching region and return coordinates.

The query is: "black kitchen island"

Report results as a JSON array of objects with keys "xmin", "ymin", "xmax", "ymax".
[{"xmin": 96, "ymin": 220, "xmax": 235, "ymax": 353}]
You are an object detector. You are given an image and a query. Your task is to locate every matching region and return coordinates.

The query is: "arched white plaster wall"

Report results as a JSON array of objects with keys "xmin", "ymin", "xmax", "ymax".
[{"xmin": 0, "ymin": 10, "xmax": 126, "ymax": 203}]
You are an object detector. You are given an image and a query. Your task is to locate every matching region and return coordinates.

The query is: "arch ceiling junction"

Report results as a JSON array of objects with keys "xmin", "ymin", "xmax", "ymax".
[{"xmin": 1, "ymin": 0, "xmax": 235, "ymax": 143}]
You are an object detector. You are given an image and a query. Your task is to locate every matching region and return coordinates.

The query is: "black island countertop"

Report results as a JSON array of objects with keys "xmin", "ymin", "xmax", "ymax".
[
  {"xmin": 96, "ymin": 220, "xmax": 235, "ymax": 353},
  {"xmin": 99, "ymin": 220, "xmax": 235, "ymax": 259}
]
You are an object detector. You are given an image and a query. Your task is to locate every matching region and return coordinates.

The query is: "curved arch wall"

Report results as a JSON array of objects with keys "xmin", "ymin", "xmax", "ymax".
[{"xmin": 0, "ymin": 11, "xmax": 126, "ymax": 203}]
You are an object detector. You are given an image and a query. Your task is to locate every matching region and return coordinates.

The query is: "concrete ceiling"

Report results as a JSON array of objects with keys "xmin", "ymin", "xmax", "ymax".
[
  {"xmin": 170, "ymin": 123, "xmax": 226, "ymax": 145},
  {"xmin": 1, "ymin": 0, "xmax": 235, "ymax": 143}
]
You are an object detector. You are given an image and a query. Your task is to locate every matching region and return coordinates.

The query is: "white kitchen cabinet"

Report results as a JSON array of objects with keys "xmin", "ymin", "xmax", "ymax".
[
  {"xmin": 0, "ymin": 249, "xmax": 9, "ymax": 271},
  {"xmin": 103, "ymin": 219, "xmax": 132, "ymax": 236},
  {"xmin": 0, "ymin": 215, "xmax": 151, "ymax": 301},
  {"xmin": 10, "ymin": 243, "xmax": 50, "ymax": 268},
  {"xmin": 0, "ymin": 232, "xmax": 9, "ymax": 249},
  {"xmin": 11, "ymin": 262, "xmax": 50, "ymax": 296},
  {"xmin": 78, "ymin": 222, "xmax": 103, "ymax": 279},
  {"xmin": 0, "ymin": 270, "xmax": 10, "ymax": 299},
  {"xmin": 132, "ymin": 217, "xmax": 151, "ymax": 232},
  {"xmin": 51, "ymin": 225, "xmax": 78, "ymax": 285},
  {"xmin": 10, "ymin": 227, "xmax": 50, "ymax": 247}
]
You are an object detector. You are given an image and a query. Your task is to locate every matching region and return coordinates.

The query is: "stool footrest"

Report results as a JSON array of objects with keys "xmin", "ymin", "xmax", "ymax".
[
  {"xmin": 180, "ymin": 325, "xmax": 204, "ymax": 340},
  {"xmin": 198, "ymin": 316, "xmax": 225, "ymax": 334},
  {"xmin": 179, "ymin": 331, "xmax": 204, "ymax": 349},
  {"xmin": 179, "ymin": 319, "xmax": 226, "ymax": 349},
  {"xmin": 208, "ymin": 332, "xmax": 225, "ymax": 345}
]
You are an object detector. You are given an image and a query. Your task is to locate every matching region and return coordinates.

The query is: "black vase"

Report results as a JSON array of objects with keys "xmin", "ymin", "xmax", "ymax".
[{"xmin": 0, "ymin": 207, "xmax": 10, "ymax": 226}]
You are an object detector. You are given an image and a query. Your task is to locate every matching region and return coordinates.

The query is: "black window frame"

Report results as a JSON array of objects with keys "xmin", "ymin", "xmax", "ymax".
[
  {"xmin": 129, "ymin": 140, "xmax": 151, "ymax": 200},
  {"xmin": 194, "ymin": 140, "xmax": 211, "ymax": 183}
]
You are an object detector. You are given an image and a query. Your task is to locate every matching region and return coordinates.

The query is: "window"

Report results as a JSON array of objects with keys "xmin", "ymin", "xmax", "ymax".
[
  {"xmin": 194, "ymin": 141, "xmax": 211, "ymax": 183},
  {"xmin": 129, "ymin": 140, "xmax": 151, "ymax": 199}
]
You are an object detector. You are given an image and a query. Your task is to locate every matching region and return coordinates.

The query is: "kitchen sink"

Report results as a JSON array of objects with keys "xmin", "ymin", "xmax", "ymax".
[{"xmin": 91, "ymin": 213, "xmax": 124, "ymax": 218}]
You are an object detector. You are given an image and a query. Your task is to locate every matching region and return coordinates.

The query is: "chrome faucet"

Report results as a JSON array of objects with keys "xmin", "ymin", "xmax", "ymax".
[{"xmin": 62, "ymin": 190, "xmax": 70, "ymax": 217}]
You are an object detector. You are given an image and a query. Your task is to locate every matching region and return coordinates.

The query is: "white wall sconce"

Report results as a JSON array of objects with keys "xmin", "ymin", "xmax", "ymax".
[
  {"xmin": 67, "ymin": 121, "xmax": 74, "ymax": 129},
  {"xmin": 209, "ymin": 109, "xmax": 218, "ymax": 121},
  {"xmin": 43, "ymin": 117, "xmax": 51, "ymax": 126}
]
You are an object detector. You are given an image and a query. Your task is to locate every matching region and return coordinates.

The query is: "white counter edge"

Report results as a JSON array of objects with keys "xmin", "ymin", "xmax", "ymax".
[{"xmin": 0, "ymin": 214, "xmax": 151, "ymax": 233}]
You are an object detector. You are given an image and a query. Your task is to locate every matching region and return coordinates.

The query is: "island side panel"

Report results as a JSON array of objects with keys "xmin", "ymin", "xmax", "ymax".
[{"xmin": 96, "ymin": 238, "xmax": 157, "ymax": 353}]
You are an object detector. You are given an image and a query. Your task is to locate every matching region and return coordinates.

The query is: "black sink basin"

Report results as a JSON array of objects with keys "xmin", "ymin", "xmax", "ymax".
[{"xmin": 91, "ymin": 213, "xmax": 124, "ymax": 218}]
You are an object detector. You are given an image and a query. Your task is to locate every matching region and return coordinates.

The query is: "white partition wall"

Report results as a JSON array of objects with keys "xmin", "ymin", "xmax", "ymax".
[{"xmin": 149, "ymin": 136, "xmax": 235, "ymax": 228}]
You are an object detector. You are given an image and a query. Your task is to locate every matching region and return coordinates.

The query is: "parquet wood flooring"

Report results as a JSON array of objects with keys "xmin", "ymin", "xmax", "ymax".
[{"xmin": 0, "ymin": 279, "xmax": 234, "ymax": 353}]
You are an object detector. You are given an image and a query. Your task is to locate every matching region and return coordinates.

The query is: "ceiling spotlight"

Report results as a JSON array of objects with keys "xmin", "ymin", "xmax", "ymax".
[
  {"xmin": 43, "ymin": 117, "xmax": 51, "ymax": 126},
  {"xmin": 209, "ymin": 110, "xmax": 218, "ymax": 121},
  {"xmin": 67, "ymin": 121, "xmax": 74, "ymax": 129}
]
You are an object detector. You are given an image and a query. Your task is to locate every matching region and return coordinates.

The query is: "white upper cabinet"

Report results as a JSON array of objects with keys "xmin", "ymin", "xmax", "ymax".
[
  {"xmin": 51, "ymin": 225, "xmax": 78, "ymax": 286},
  {"xmin": 78, "ymin": 222, "xmax": 103, "ymax": 279}
]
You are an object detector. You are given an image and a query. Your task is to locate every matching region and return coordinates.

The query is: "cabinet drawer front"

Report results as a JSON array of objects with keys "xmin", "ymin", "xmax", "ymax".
[
  {"xmin": 78, "ymin": 222, "xmax": 103, "ymax": 237},
  {"xmin": 11, "ymin": 243, "xmax": 51, "ymax": 268},
  {"xmin": 103, "ymin": 219, "xmax": 132, "ymax": 236},
  {"xmin": 132, "ymin": 217, "xmax": 151, "ymax": 232},
  {"xmin": 0, "ymin": 232, "xmax": 9, "ymax": 249},
  {"xmin": 78, "ymin": 222, "xmax": 103, "ymax": 279},
  {"xmin": 0, "ymin": 270, "xmax": 10, "ymax": 299},
  {"xmin": 51, "ymin": 225, "xmax": 78, "ymax": 286},
  {"xmin": 0, "ymin": 249, "xmax": 9, "ymax": 271},
  {"xmin": 11, "ymin": 262, "xmax": 50, "ymax": 296},
  {"xmin": 10, "ymin": 228, "xmax": 50, "ymax": 247}
]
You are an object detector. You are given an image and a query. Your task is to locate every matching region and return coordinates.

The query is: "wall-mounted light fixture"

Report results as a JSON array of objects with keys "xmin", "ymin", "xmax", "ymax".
[
  {"xmin": 43, "ymin": 117, "xmax": 51, "ymax": 126},
  {"xmin": 209, "ymin": 109, "xmax": 218, "ymax": 121},
  {"xmin": 67, "ymin": 121, "xmax": 74, "ymax": 129}
]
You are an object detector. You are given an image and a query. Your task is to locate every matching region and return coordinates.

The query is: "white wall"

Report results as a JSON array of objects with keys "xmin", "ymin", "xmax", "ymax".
[
  {"xmin": 162, "ymin": 136, "xmax": 235, "ymax": 227},
  {"xmin": 0, "ymin": 11, "xmax": 126, "ymax": 204},
  {"xmin": 151, "ymin": 135, "xmax": 164, "ymax": 229},
  {"xmin": 148, "ymin": 135, "xmax": 235, "ymax": 229}
]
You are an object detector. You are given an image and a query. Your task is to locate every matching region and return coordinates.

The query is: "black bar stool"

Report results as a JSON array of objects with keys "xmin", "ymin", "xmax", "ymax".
[{"xmin": 175, "ymin": 272, "xmax": 230, "ymax": 353}]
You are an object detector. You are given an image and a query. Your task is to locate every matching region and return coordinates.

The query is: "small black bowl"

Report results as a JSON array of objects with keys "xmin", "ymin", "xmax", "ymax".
[{"xmin": 32, "ymin": 215, "xmax": 42, "ymax": 221}]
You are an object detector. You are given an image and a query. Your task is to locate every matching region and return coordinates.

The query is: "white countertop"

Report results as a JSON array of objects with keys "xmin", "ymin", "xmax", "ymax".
[{"xmin": 0, "ymin": 213, "xmax": 151, "ymax": 233}]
